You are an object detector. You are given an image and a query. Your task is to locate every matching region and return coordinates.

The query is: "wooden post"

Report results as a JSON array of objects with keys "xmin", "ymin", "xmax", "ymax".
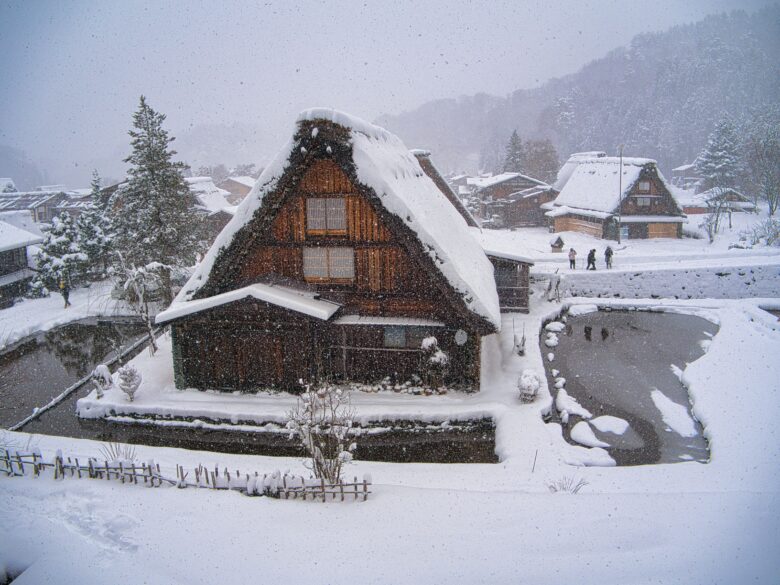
[
  {"xmin": 354, "ymin": 477, "xmax": 358, "ymax": 501},
  {"xmin": 340, "ymin": 480, "xmax": 344, "ymax": 502},
  {"xmin": 75, "ymin": 458, "xmax": 81, "ymax": 479},
  {"xmin": 363, "ymin": 479, "xmax": 368, "ymax": 501}
]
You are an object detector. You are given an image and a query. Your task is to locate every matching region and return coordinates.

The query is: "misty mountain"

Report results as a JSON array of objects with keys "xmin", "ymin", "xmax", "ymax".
[{"xmin": 377, "ymin": 7, "xmax": 780, "ymax": 176}]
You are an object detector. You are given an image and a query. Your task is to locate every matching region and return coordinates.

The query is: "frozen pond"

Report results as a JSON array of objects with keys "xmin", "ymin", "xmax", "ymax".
[
  {"xmin": 0, "ymin": 318, "xmax": 147, "ymax": 429},
  {"xmin": 543, "ymin": 310, "xmax": 718, "ymax": 465}
]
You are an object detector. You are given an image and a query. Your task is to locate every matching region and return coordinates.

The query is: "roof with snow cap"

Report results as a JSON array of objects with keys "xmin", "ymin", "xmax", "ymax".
[
  {"xmin": 185, "ymin": 177, "xmax": 233, "ymax": 215},
  {"xmin": 467, "ymin": 172, "xmax": 545, "ymax": 190},
  {"xmin": 0, "ymin": 218, "xmax": 43, "ymax": 253},
  {"xmin": 169, "ymin": 108, "xmax": 500, "ymax": 330},
  {"xmin": 552, "ymin": 156, "xmax": 671, "ymax": 215}
]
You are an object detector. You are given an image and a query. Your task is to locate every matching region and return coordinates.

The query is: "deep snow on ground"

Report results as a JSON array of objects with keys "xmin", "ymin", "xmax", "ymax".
[{"xmin": 4, "ymin": 294, "xmax": 780, "ymax": 583}]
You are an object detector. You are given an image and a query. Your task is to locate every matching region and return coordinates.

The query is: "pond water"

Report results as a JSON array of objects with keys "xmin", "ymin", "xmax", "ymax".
[
  {"xmin": 1, "ymin": 320, "xmax": 496, "ymax": 464},
  {"xmin": 0, "ymin": 319, "xmax": 147, "ymax": 428},
  {"xmin": 542, "ymin": 310, "xmax": 718, "ymax": 466}
]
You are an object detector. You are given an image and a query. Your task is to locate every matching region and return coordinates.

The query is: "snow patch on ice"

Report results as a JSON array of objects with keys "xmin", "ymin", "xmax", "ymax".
[
  {"xmin": 570, "ymin": 421, "xmax": 610, "ymax": 448},
  {"xmin": 651, "ymin": 390, "xmax": 697, "ymax": 438},
  {"xmin": 590, "ymin": 415, "xmax": 630, "ymax": 435}
]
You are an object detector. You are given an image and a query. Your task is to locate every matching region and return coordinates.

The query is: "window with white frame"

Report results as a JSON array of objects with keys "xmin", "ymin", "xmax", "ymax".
[
  {"xmin": 637, "ymin": 180, "xmax": 651, "ymax": 193},
  {"xmin": 302, "ymin": 247, "xmax": 354, "ymax": 281},
  {"xmin": 306, "ymin": 197, "xmax": 347, "ymax": 234}
]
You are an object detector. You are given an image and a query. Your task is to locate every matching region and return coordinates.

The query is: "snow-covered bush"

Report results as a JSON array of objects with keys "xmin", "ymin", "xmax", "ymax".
[
  {"xmin": 741, "ymin": 218, "xmax": 780, "ymax": 247},
  {"xmin": 518, "ymin": 369, "xmax": 542, "ymax": 403},
  {"xmin": 420, "ymin": 336, "xmax": 449, "ymax": 388},
  {"xmin": 117, "ymin": 364, "xmax": 142, "ymax": 402},
  {"xmin": 91, "ymin": 364, "xmax": 113, "ymax": 399},
  {"xmin": 286, "ymin": 383, "xmax": 356, "ymax": 483}
]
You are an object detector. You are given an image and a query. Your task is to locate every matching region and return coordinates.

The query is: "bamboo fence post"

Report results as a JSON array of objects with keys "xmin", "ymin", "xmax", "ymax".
[
  {"xmin": 363, "ymin": 479, "xmax": 368, "ymax": 501},
  {"xmin": 32, "ymin": 453, "xmax": 39, "ymax": 477},
  {"xmin": 321, "ymin": 478, "xmax": 326, "ymax": 502},
  {"xmin": 354, "ymin": 477, "xmax": 359, "ymax": 501},
  {"xmin": 120, "ymin": 462, "xmax": 125, "ymax": 484},
  {"xmin": 75, "ymin": 458, "xmax": 81, "ymax": 479},
  {"xmin": 16, "ymin": 453, "xmax": 24, "ymax": 476},
  {"xmin": 340, "ymin": 480, "xmax": 344, "ymax": 502}
]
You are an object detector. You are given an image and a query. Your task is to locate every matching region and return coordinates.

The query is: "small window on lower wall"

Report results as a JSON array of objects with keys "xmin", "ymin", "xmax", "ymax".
[
  {"xmin": 383, "ymin": 326, "xmax": 437, "ymax": 349},
  {"xmin": 383, "ymin": 326, "xmax": 406, "ymax": 348}
]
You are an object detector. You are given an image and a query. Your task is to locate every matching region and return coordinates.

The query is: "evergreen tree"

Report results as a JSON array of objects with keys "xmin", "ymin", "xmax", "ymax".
[
  {"xmin": 502, "ymin": 130, "xmax": 526, "ymax": 173},
  {"xmin": 112, "ymin": 96, "xmax": 202, "ymax": 303},
  {"xmin": 695, "ymin": 118, "xmax": 744, "ymax": 191},
  {"xmin": 32, "ymin": 212, "xmax": 87, "ymax": 294},
  {"xmin": 524, "ymin": 139, "xmax": 560, "ymax": 183},
  {"xmin": 76, "ymin": 170, "xmax": 112, "ymax": 278}
]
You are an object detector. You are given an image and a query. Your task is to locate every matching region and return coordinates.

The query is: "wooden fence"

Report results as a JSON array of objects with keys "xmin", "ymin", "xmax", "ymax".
[{"xmin": 0, "ymin": 448, "xmax": 371, "ymax": 502}]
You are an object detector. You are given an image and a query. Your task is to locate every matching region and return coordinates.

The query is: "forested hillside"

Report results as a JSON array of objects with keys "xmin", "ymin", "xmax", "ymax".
[{"xmin": 377, "ymin": 7, "xmax": 780, "ymax": 175}]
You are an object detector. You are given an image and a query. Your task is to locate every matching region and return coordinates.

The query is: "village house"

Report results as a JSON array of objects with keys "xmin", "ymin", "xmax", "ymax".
[
  {"xmin": 545, "ymin": 155, "xmax": 686, "ymax": 240},
  {"xmin": 675, "ymin": 186, "xmax": 756, "ymax": 215},
  {"xmin": 155, "ymin": 109, "xmax": 523, "ymax": 393},
  {"xmin": 218, "ymin": 176, "xmax": 256, "ymax": 205},
  {"xmin": 0, "ymin": 191, "xmax": 67, "ymax": 223},
  {"xmin": 185, "ymin": 177, "xmax": 237, "ymax": 242},
  {"xmin": 467, "ymin": 172, "xmax": 555, "ymax": 229},
  {"xmin": 0, "ymin": 216, "xmax": 42, "ymax": 307}
]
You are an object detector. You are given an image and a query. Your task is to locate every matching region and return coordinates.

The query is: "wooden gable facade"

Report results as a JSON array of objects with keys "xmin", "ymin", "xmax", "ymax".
[{"xmin": 163, "ymin": 119, "xmax": 494, "ymax": 393}]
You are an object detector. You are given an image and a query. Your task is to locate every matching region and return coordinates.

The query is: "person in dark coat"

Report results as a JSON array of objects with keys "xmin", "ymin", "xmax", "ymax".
[
  {"xmin": 586, "ymin": 249, "xmax": 596, "ymax": 270},
  {"xmin": 59, "ymin": 277, "xmax": 71, "ymax": 308},
  {"xmin": 604, "ymin": 246, "xmax": 614, "ymax": 269}
]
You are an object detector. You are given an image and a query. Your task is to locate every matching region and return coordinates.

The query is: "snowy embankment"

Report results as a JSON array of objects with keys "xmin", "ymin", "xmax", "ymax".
[
  {"xmin": 561, "ymin": 260, "xmax": 780, "ymax": 299},
  {"xmin": 0, "ymin": 281, "xmax": 133, "ymax": 352},
  {"xmin": 3, "ymin": 295, "xmax": 780, "ymax": 583}
]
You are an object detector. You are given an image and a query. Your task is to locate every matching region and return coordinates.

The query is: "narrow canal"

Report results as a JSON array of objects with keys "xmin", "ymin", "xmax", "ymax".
[{"xmin": 542, "ymin": 309, "xmax": 717, "ymax": 466}]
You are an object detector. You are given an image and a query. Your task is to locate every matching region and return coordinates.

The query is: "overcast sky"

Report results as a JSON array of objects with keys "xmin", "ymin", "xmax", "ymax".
[{"xmin": 0, "ymin": 0, "xmax": 774, "ymax": 186}]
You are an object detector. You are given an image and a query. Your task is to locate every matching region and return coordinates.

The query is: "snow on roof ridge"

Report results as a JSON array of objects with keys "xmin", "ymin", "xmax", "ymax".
[
  {"xmin": 410, "ymin": 148, "xmax": 432, "ymax": 156},
  {"xmin": 297, "ymin": 108, "xmax": 392, "ymax": 142}
]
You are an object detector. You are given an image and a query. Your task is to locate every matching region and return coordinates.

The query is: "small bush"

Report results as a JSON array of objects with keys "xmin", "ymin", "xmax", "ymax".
[
  {"xmin": 518, "ymin": 369, "xmax": 542, "ymax": 403},
  {"xmin": 547, "ymin": 476, "xmax": 589, "ymax": 494}
]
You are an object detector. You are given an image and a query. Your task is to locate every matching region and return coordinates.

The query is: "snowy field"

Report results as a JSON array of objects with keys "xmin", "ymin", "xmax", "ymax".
[{"xmin": 3, "ymin": 293, "xmax": 780, "ymax": 583}]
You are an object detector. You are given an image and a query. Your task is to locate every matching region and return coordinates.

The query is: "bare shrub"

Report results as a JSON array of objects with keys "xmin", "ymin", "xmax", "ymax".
[
  {"xmin": 98, "ymin": 442, "xmax": 138, "ymax": 463},
  {"xmin": 547, "ymin": 476, "xmax": 589, "ymax": 494},
  {"xmin": 286, "ymin": 383, "xmax": 356, "ymax": 483}
]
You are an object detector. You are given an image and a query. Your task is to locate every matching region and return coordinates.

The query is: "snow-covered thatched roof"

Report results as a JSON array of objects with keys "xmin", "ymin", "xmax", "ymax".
[
  {"xmin": 225, "ymin": 176, "xmax": 256, "ymax": 188},
  {"xmin": 0, "ymin": 218, "xmax": 43, "ymax": 253},
  {"xmin": 553, "ymin": 156, "xmax": 660, "ymax": 215},
  {"xmin": 467, "ymin": 172, "xmax": 545, "ymax": 190},
  {"xmin": 185, "ymin": 177, "xmax": 233, "ymax": 215},
  {"xmin": 553, "ymin": 151, "xmax": 607, "ymax": 191},
  {"xmin": 167, "ymin": 108, "xmax": 500, "ymax": 329}
]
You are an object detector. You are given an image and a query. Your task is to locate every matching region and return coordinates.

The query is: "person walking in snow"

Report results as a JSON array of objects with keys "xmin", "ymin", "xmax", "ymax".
[
  {"xmin": 568, "ymin": 247, "xmax": 577, "ymax": 269},
  {"xmin": 586, "ymin": 249, "xmax": 596, "ymax": 270},
  {"xmin": 59, "ymin": 277, "xmax": 71, "ymax": 308},
  {"xmin": 604, "ymin": 246, "xmax": 614, "ymax": 269}
]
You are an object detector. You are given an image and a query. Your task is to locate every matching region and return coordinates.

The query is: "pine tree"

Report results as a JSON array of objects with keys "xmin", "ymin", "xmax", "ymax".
[
  {"xmin": 524, "ymin": 139, "xmax": 560, "ymax": 183},
  {"xmin": 76, "ymin": 170, "xmax": 112, "ymax": 278},
  {"xmin": 112, "ymin": 96, "xmax": 202, "ymax": 303},
  {"xmin": 502, "ymin": 130, "xmax": 526, "ymax": 173},
  {"xmin": 695, "ymin": 118, "xmax": 744, "ymax": 191},
  {"xmin": 32, "ymin": 212, "xmax": 87, "ymax": 293}
]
